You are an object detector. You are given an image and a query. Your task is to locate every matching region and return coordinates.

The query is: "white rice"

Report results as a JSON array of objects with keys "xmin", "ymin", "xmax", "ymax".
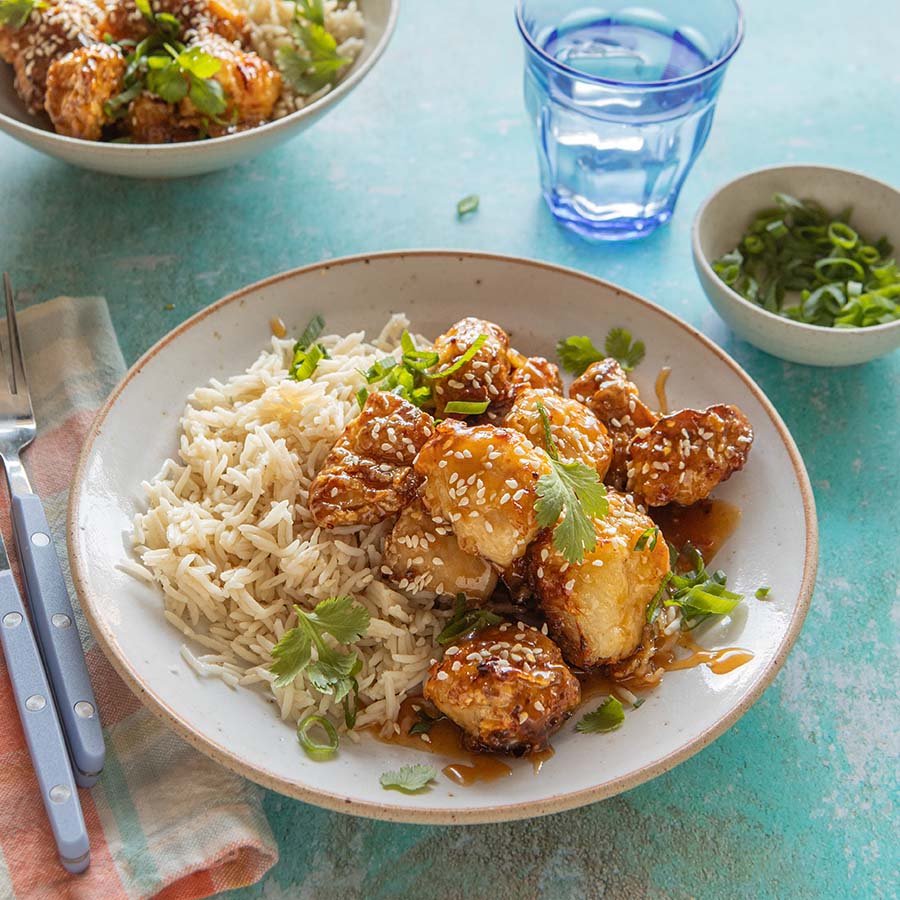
[
  {"xmin": 231, "ymin": 0, "xmax": 366, "ymax": 118},
  {"xmin": 131, "ymin": 315, "xmax": 450, "ymax": 734}
]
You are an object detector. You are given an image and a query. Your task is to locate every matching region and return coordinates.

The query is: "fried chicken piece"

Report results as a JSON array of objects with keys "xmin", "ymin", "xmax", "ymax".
[
  {"xmin": 430, "ymin": 317, "xmax": 512, "ymax": 417},
  {"xmin": 125, "ymin": 32, "xmax": 280, "ymax": 141},
  {"xmin": 43, "ymin": 43, "xmax": 125, "ymax": 140},
  {"xmin": 509, "ymin": 355, "xmax": 563, "ymax": 398},
  {"xmin": 626, "ymin": 405, "xmax": 753, "ymax": 507},
  {"xmin": 569, "ymin": 358, "xmax": 657, "ymax": 489},
  {"xmin": 504, "ymin": 388, "xmax": 613, "ymax": 479},
  {"xmin": 126, "ymin": 93, "xmax": 198, "ymax": 143},
  {"xmin": 528, "ymin": 490, "xmax": 670, "ymax": 668},
  {"xmin": 184, "ymin": 31, "xmax": 281, "ymax": 133},
  {"xmin": 99, "ymin": 0, "xmax": 248, "ymax": 44},
  {"xmin": 309, "ymin": 392, "xmax": 435, "ymax": 528},
  {"xmin": 415, "ymin": 419, "xmax": 552, "ymax": 569},
  {"xmin": 2, "ymin": 0, "xmax": 105, "ymax": 113},
  {"xmin": 424, "ymin": 622, "xmax": 581, "ymax": 754},
  {"xmin": 380, "ymin": 499, "xmax": 497, "ymax": 601}
]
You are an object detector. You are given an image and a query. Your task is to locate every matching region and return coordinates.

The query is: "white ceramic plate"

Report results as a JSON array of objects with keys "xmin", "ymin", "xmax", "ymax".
[
  {"xmin": 69, "ymin": 251, "xmax": 818, "ymax": 823},
  {"xmin": 0, "ymin": 0, "xmax": 396, "ymax": 178}
]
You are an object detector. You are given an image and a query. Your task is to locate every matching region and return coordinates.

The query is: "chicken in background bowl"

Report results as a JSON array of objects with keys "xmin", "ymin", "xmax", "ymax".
[{"xmin": 0, "ymin": 0, "xmax": 363, "ymax": 142}]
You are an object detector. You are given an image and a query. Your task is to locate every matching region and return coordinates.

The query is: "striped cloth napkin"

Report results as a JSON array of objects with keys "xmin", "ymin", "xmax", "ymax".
[{"xmin": 0, "ymin": 297, "xmax": 278, "ymax": 900}]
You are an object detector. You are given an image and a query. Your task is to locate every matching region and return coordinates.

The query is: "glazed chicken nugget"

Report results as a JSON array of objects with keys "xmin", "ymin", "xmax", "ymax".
[
  {"xmin": 424, "ymin": 622, "xmax": 581, "ymax": 754},
  {"xmin": 569, "ymin": 358, "xmax": 657, "ymax": 488},
  {"xmin": 430, "ymin": 317, "xmax": 512, "ymax": 417},
  {"xmin": 309, "ymin": 391, "xmax": 434, "ymax": 528},
  {"xmin": 380, "ymin": 499, "xmax": 497, "ymax": 601},
  {"xmin": 626, "ymin": 404, "xmax": 753, "ymax": 507},
  {"xmin": 504, "ymin": 388, "xmax": 613, "ymax": 479},
  {"xmin": 44, "ymin": 43, "xmax": 126, "ymax": 141},
  {"xmin": 529, "ymin": 490, "xmax": 670, "ymax": 668},
  {"xmin": 509, "ymin": 355, "xmax": 564, "ymax": 398},
  {"xmin": 415, "ymin": 419, "xmax": 552, "ymax": 568}
]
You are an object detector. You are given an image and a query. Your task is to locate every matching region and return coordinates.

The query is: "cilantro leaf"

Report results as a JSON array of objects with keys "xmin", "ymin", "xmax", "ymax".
[
  {"xmin": 146, "ymin": 61, "xmax": 188, "ymax": 103},
  {"xmin": 437, "ymin": 593, "xmax": 502, "ymax": 645},
  {"xmin": 755, "ymin": 586, "xmax": 771, "ymax": 600},
  {"xmin": 269, "ymin": 597, "xmax": 370, "ymax": 689},
  {"xmin": 296, "ymin": 0, "xmax": 324, "ymax": 25},
  {"xmin": 187, "ymin": 71, "xmax": 227, "ymax": 118},
  {"xmin": 557, "ymin": 329, "xmax": 647, "ymax": 375},
  {"xmin": 604, "ymin": 327, "xmax": 645, "ymax": 371},
  {"xmin": 556, "ymin": 335, "xmax": 604, "ymax": 376},
  {"xmin": 269, "ymin": 623, "xmax": 312, "ymax": 687},
  {"xmin": 178, "ymin": 45, "xmax": 221, "ymax": 79},
  {"xmin": 576, "ymin": 696, "xmax": 625, "ymax": 734},
  {"xmin": 534, "ymin": 400, "xmax": 608, "ymax": 565},
  {"xmin": 0, "ymin": 0, "xmax": 43, "ymax": 28},
  {"xmin": 380, "ymin": 764, "xmax": 437, "ymax": 793},
  {"xmin": 278, "ymin": 17, "xmax": 350, "ymax": 95},
  {"xmin": 304, "ymin": 595, "xmax": 370, "ymax": 643}
]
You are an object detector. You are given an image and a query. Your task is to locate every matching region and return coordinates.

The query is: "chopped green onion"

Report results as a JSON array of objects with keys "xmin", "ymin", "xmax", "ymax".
[
  {"xmin": 443, "ymin": 400, "xmax": 489, "ymax": 415},
  {"xmin": 828, "ymin": 221, "xmax": 858, "ymax": 250},
  {"xmin": 297, "ymin": 714, "xmax": 339, "ymax": 760},
  {"xmin": 289, "ymin": 342, "xmax": 324, "ymax": 381},
  {"xmin": 634, "ymin": 526, "xmax": 659, "ymax": 552},
  {"xmin": 456, "ymin": 194, "xmax": 479, "ymax": 217},
  {"xmin": 356, "ymin": 386, "xmax": 368, "ymax": 409},
  {"xmin": 296, "ymin": 314, "xmax": 325, "ymax": 350},
  {"xmin": 428, "ymin": 334, "xmax": 487, "ymax": 379},
  {"xmin": 755, "ymin": 586, "xmax": 771, "ymax": 600},
  {"xmin": 712, "ymin": 193, "xmax": 899, "ymax": 329}
]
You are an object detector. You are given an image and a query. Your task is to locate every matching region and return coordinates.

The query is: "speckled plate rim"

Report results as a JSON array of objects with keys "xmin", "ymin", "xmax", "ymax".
[
  {"xmin": 67, "ymin": 250, "xmax": 819, "ymax": 824},
  {"xmin": 0, "ymin": 0, "xmax": 398, "ymax": 151}
]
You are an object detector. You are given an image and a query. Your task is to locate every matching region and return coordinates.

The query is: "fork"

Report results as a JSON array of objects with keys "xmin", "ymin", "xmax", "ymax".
[{"xmin": 0, "ymin": 275, "xmax": 105, "ymax": 786}]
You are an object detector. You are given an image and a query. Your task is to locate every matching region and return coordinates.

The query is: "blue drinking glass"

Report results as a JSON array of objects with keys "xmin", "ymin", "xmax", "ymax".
[{"xmin": 516, "ymin": 0, "xmax": 743, "ymax": 241}]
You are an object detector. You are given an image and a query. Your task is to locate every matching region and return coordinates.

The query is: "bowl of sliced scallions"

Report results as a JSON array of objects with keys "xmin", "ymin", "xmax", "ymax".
[{"xmin": 692, "ymin": 165, "xmax": 900, "ymax": 366}]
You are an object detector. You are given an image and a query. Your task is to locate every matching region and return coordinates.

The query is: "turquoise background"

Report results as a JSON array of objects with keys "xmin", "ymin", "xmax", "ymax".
[{"xmin": 2, "ymin": 0, "xmax": 898, "ymax": 897}]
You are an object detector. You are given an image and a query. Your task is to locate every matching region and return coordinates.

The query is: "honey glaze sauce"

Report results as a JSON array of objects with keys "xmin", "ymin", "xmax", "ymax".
[
  {"xmin": 373, "ymin": 696, "xmax": 513, "ymax": 786},
  {"xmin": 651, "ymin": 498, "xmax": 742, "ymax": 565}
]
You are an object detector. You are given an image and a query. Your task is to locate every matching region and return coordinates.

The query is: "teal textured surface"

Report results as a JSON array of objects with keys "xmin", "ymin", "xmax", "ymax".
[{"xmin": 2, "ymin": 0, "xmax": 898, "ymax": 897}]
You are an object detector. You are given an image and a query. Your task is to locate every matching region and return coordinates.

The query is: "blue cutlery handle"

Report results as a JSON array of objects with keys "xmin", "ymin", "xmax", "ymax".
[
  {"xmin": 11, "ymin": 493, "xmax": 105, "ymax": 786},
  {"xmin": 0, "ymin": 567, "xmax": 90, "ymax": 873}
]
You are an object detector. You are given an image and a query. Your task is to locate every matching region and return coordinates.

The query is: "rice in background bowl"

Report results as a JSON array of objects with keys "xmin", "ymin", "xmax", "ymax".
[{"xmin": 233, "ymin": 0, "xmax": 366, "ymax": 118}]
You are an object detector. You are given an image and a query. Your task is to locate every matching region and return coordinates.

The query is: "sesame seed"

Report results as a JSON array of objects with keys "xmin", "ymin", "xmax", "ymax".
[
  {"xmin": 436, "ymin": 671, "xmax": 449, "ymax": 681},
  {"xmin": 518, "ymin": 712, "xmax": 529, "ymax": 723},
  {"xmin": 484, "ymin": 520, "xmax": 494, "ymax": 533},
  {"xmin": 564, "ymin": 579, "xmax": 576, "ymax": 591},
  {"xmin": 534, "ymin": 700, "xmax": 545, "ymax": 712}
]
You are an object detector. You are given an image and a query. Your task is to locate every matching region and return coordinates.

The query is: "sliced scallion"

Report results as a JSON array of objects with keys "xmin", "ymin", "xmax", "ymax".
[{"xmin": 297, "ymin": 714, "xmax": 339, "ymax": 760}]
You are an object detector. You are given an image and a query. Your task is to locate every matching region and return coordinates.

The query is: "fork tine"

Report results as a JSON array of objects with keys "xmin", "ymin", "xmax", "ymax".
[{"xmin": 3, "ymin": 273, "xmax": 26, "ymax": 396}]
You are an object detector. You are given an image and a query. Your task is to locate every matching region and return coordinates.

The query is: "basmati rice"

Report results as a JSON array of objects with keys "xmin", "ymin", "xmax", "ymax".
[
  {"xmin": 131, "ymin": 315, "xmax": 451, "ymax": 734},
  {"xmin": 231, "ymin": 0, "xmax": 366, "ymax": 119}
]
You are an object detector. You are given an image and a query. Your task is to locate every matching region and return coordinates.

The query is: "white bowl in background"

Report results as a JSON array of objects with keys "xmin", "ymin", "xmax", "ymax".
[
  {"xmin": 0, "ymin": 0, "xmax": 397, "ymax": 178},
  {"xmin": 692, "ymin": 165, "xmax": 900, "ymax": 366}
]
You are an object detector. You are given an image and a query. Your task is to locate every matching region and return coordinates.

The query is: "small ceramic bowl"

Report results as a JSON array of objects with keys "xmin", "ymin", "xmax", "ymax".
[
  {"xmin": 0, "ymin": 0, "xmax": 396, "ymax": 178},
  {"xmin": 692, "ymin": 165, "xmax": 900, "ymax": 366}
]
